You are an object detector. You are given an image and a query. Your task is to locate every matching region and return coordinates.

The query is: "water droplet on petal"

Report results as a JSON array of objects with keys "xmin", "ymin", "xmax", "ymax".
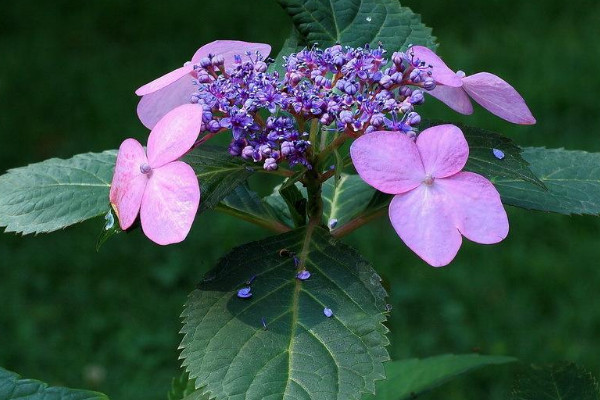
[
  {"xmin": 492, "ymin": 148, "xmax": 505, "ymax": 160},
  {"xmin": 237, "ymin": 287, "xmax": 252, "ymax": 299},
  {"xmin": 323, "ymin": 307, "xmax": 333, "ymax": 318}
]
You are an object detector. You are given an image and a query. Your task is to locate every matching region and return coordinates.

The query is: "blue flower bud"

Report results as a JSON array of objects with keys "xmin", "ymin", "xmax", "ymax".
[
  {"xmin": 200, "ymin": 57, "xmax": 212, "ymax": 68},
  {"xmin": 392, "ymin": 51, "xmax": 404, "ymax": 66},
  {"xmin": 254, "ymin": 61, "xmax": 268, "ymax": 73},
  {"xmin": 423, "ymin": 77, "xmax": 436, "ymax": 91},
  {"xmin": 339, "ymin": 110, "xmax": 354, "ymax": 124},
  {"xmin": 241, "ymin": 145, "xmax": 254, "ymax": 160},
  {"xmin": 379, "ymin": 75, "xmax": 392, "ymax": 88},
  {"xmin": 237, "ymin": 287, "xmax": 252, "ymax": 299},
  {"xmin": 492, "ymin": 148, "xmax": 505, "ymax": 160},
  {"xmin": 296, "ymin": 270, "xmax": 311, "ymax": 280},
  {"xmin": 406, "ymin": 112, "xmax": 421, "ymax": 126},
  {"xmin": 211, "ymin": 54, "xmax": 224, "ymax": 66},
  {"xmin": 409, "ymin": 69, "xmax": 422, "ymax": 83},
  {"xmin": 264, "ymin": 157, "xmax": 278, "ymax": 170},
  {"xmin": 323, "ymin": 307, "xmax": 333, "ymax": 318},
  {"xmin": 370, "ymin": 113, "xmax": 385, "ymax": 127},
  {"xmin": 410, "ymin": 90, "xmax": 425, "ymax": 105},
  {"xmin": 327, "ymin": 218, "xmax": 338, "ymax": 229},
  {"xmin": 281, "ymin": 141, "xmax": 295, "ymax": 156}
]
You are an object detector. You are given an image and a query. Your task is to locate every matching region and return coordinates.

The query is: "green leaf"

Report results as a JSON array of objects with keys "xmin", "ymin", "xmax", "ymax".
[
  {"xmin": 180, "ymin": 226, "xmax": 389, "ymax": 400},
  {"xmin": 215, "ymin": 184, "xmax": 290, "ymax": 232},
  {"xmin": 270, "ymin": 27, "xmax": 304, "ymax": 77},
  {"xmin": 279, "ymin": 178, "xmax": 308, "ymax": 227},
  {"xmin": 0, "ymin": 367, "xmax": 109, "ymax": 400},
  {"xmin": 183, "ymin": 146, "xmax": 254, "ymax": 213},
  {"xmin": 365, "ymin": 354, "xmax": 516, "ymax": 400},
  {"xmin": 168, "ymin": 371, "xmax": 197, "ymax": 400},
  {"xmin": 322, "ymin": 174, "xmax": 375, "ymax": 226},
  {"xmin": 495, "ymin": 147, "xmax": 600, "ymax": 215},
  {"xmin": 512, "ymin": 363, "xmax": 600, "ymax": 400},
  {"xmin": 0, "ymin": 150, "xmax": 116, "ymax": 235},
  {"xmin": 276, "ymin": 0, "xmax": 436, "ymax": 50}
]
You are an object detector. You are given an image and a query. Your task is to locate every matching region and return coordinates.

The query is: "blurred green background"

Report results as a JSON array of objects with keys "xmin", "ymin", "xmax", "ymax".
[{"xmin": 1, "ymin": 1, "xmax": 599, "ymax": 399}]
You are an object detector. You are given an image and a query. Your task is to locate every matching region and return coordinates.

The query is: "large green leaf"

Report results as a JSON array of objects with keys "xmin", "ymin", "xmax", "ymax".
[
  {"xmin": 216, "ymin": 184, "xmax": 290, "ymax": 232},
  {"xmin": 0, "ymin": 150, "xmax": 115, "ymax": 235},
  {"xmin": 183, "ymin": 146, "xmax": 254, "ymax": 213},
  {"xmin": 495, "ymin": 147, "xmax": 600, "ymax": 215},
  {"xmin": 512, "ymin": 363, "xmax": 600, "ymax": 400},
  {"xmin": 322, "ymin": 174, "xmax": 375, "ymax": 226},
  {"xmin": 364, "ymin": 354, "xmax": 516, "ymax": 400},
  {"xmin": 180, "ymin": 226, "xmax": 389, "ymax": 400},
  {"xmin": 0, "ymin": 367, "xmax": 108, "ymax": 400},
  {"xmin": 276, "ymin": 0, "xmax": 436, "ymax": 50}
]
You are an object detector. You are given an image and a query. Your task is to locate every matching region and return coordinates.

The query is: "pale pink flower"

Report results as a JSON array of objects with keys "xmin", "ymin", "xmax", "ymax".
[
  {"xmin": 411, "ymin": 46, "xmax": 536, "ymax": 125},
  {"xmin": 350, "ymin": 125, "xmax": 509, "ymax": 267},
  {"xmin": 110, "ymin": 104, "xmax": 203, "ymax": 245},
  {"xmin": 136, "ymin": 40, "xmax": 271, "ymax": 129}
]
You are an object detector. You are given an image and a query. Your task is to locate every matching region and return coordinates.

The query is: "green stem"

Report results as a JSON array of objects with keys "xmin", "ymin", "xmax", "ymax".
[
  {"xmin": 214, "ymin": 204, "xmax": 291, "ymax": 233},
  {"xmin": 303, "ymin": 165, "xmax": 323, "ymax": 226},
  {"xmin": 330, "ymin": 208, "xmax": 387, "ymax": 238},
  {"xmin": 316, "ymin": 133, "xmax": 350, "ymax": 167}
]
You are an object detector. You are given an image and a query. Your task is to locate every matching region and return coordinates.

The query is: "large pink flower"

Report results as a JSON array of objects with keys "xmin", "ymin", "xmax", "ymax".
[
  {"xmin": 136, "ymin": 40, "xmax": 271, "ymax": 129},
  {"xmin": 110, "ymin": 104, "xmax": 203, "ymax": 245},
  {"xmin": 411, "ymin": 46, "xmax": 535, "ymax": 125},
  {"xmin": 350, "ymin": 125, "xmax": 509, "ymax": 267}
]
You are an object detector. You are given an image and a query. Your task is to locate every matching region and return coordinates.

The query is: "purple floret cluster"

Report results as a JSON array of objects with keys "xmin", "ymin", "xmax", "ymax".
[{"xmin": 188, "ymin": 43, "xmax": 436, "ymax": 171}]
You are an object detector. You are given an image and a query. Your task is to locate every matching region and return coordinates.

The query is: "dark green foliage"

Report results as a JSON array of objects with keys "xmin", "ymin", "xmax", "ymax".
[
  {"xmin": 180, "ymin": 227, "xmax": 389, "ymax": 400},
  {"xmin": 512, "ymin": 363, "xmax": 600, "ymax": 400},
  {"xmin": 0, "ymin": 367, "xmax": 108, "ymax": 400}
]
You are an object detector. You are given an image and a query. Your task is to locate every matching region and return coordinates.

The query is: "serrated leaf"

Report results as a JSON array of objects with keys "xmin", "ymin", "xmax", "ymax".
[
  {"xmin": 322, "ymin": 174, "xmax": 375, "ymax": 226},
  {"xmin": 512, "ymin": 363, "xmax": 600, "ymax": 400},
  {"xmin": 168, "ymin": 371, "xmax": 199, "ymax": 400},
  {"xmin": 0, "ymin": 367, "xmax": 109, "ymax": 400},
  {"xmin": 495, "ymin": 147, "xmax": 600, "ymax": 215},
  {"xmin": 277, "ymin": 0, "xmax": 436, "ymax": 50},
  {"xmin": 180, "ymin": 226, "xmax": 389, "ymax": 400},
  {"xmin": 216, "ymin": 184, "xmax": 290, "ymax": 232},
  {"xmin": 364, "ymin": 354, "xmax": 516, "ymax": 400},
  {"xmin": 0, "ymin": 150, "xmax": 116, "ymax": 235},
  {"xmin": 183, "ymin": 146, "xmax": 254, "ymax": 213}
]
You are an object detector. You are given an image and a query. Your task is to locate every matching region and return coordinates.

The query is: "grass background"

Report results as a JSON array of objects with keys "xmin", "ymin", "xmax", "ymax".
[{"xmin": 1, "ymin": 0, "xmax": 599, "ymax": 399}]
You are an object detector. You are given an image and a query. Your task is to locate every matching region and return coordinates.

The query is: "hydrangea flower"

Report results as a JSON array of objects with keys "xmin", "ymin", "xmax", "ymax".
[
  {"xmin": 350, "ymin": 124, "xmax": 509, "ymax": 267},
  {"xmin": 109, "ymin": 104, "xmax": 202, "ymax": 245},
  {"xmin": 410, "ymin": 46, "xmax": 535, "ymax": 125},
  {"xmin": 135, "ymin": 40, "xmax": 271, "ymax": 129}
]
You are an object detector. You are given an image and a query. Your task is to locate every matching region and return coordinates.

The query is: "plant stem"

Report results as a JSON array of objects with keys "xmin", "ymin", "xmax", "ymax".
[{"xmin": 330, "ymin": 208, "xmax": 387, "ymax": 238}]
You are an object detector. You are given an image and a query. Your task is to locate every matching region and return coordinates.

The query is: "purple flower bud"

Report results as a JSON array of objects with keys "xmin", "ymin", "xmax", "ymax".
[
  {"xmin": 409, "ymin": 90, "xmax": 425, "ymax": 105},
  {"xmin": 370, "ymin": 113, "xmax": 385, "ymax": 127},
  {"xmin": 264, "ymin": 157, "xmax": 278, "ymax": 171},
  {"xmin": 400, "ymin": 86, "xmax": 413, "ymax": 97},
  {"xmin": 409, "ymin": 69, "xmax": 422, "ymax": 83},
  {"xmin": 254, "ymin": 61, "xmax": 268, "ymax": 73},
  {"xmin": 140, "ymin": 163, "xmax": 152, "ymax": 175},
  {"xmin": 241, "ymin": 145, "xmax": 254, "ymax": 160},
  {"xmin": 190, "ymin": 93, "xmax": 200, "ymax": 104},
  {"xmin": 407, "ymin": 130, "xmax": 417, "ymax": 140},
  {"xmin": 339, "ymin": 110, "xmax": 354, "ymax": 125},
  {"xmin": 344, "ymin": 82, "xmax": 358, "ymax": 95},
  {"xmin": 323, "ymin": 307, "xmax": 333, "ymax": 318},
  {"xmin": 281, "ymin": 141, "xmax": 295, "ymax": 156},
  {"xmin": 259, "ymin": 144, "xmax": 272, "ymax": 157},
  {"xmin": 207, "ymin": 119, "xmax": 221, "ymax": 133},
  {"xmin": 237, "ymin": 287, "xmax": 252, "ymax": 299},
  {"xmin": 392, "ymin": 51, "xmax": 404, "ymax": 66},
  {"xmin": 379, "ymin": 75, "xmax": 392, "ymax": 88},
  {"xmin": 296, "ymin": 270, "xmax": 311, "ymax": 280},
  {"xmin": 320, "ymin": 113, "xmax": 333, "ymax": 125},
  {"xmin": 335, "ymin": 79, "xmax": 347, "ymax": 90},
  {"xmin": 390, "ymin": 72, "xmax": 403, "ymax": 84},
  {"xmin": 406, "ymin": 112, "xmax": 421, "ymax": 126},
  {"xmin": 199, "ymin": 57, "xmax": 212, "ymax": 68},
  {"xmin": 211, "ymin": 54, "xmax": 224, "ymax": 66},
  {"xmin": 197, "ymin": 70, "xmax": 212, "ymax": 83},
  {"xmin": 423, "ymin": 77, "xmax": 436, "ymax": 91},
  {"xmin": 327, "ymin": 218, "xmax": 338, "ymax": 229},
  {"xmin": 492, "ymin": 148, "xmax": 505, "ymax": 160},
  {"xmin": 365, "ymin": 125, "xmax": 376, "ymax": 134}
]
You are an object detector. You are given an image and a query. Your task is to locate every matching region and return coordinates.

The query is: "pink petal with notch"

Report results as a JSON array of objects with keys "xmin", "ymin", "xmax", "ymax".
[
  {"xmin": 416, "ymin": 124, "xmax": 469, "ymax": 179},
  {"xmin": 462, "ymin": 72, "xmax": 536, "ymax": 125},
  {"xmin": 389, "ymin": 185, "xmax": 462, "ymax": 267},
  {"xmin": 147, "ymin": 103, "xmax": 203, "ymax": 168},
  {"xmin": 191, "ymin": 40, "xmax": 271, "ymax": 64},
  {"xmin": 136, "ymin": 74, "xmax": 197, "ymax": 130},
  {"xmin": 428, "ymin": 85, "xmax": 474, "ymax": 115},
  {"xmin": 350, "ymin": 131, "xmax": 425, "ymax": 194},
  {"xmin": 135, "ymin": 64, "xmax": 195, "ymax": 96},
  {"xmin": 410, "ymin": 46, "xmax": 463, "ymax": 87},
  {"xmin": 140, "ymin": 161, "xmax": 200, "ymax": 245},
  {"xmin": 437, "ymin": 172, "xmax": 509, "ymax": 244},
  {"xmin": 109, "ymin": 138, "xmax": 148, "ymax": 230}
]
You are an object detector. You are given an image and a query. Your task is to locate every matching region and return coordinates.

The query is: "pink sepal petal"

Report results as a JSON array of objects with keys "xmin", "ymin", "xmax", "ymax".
[
  {"xmin": 428, "ymin": 85, "xmax": 474, "ymax": 115},
  {"xmin": 437, "ymin": 172, "xmax": 509, "ymax": 244},
  {"xmin": 109, "ymin": 139, "xmax": 148, "ymax": 230},
  {"xmin": 350, "ymin": 131, "xmax": 425, "ymax": 194},
  {"xmin": 147, "ymin": 104, "xmax": 203, "ymax": 168},
  {"xmin": 389, "ymin": 186, "xmax": 462, "ymax": 267},
  {"xmin": 192, "ymin": 40, "xmax": 272, "ymax": 64},
  {"xmin": 136, "ymin": 75, "xmax": 197, "ymax": 130},
  {"xmin": 140, "ymin": 161, "xmax": 200, "ymax": 245},
  {"xmin": 410, "ymin": 46, "xmax": 463, "ymax": 87},
  {"xmin": 135, "ymin": 64, "xmax": 195, "ymax": 96},
  {"xmin": 462, "ymin": 72, "xmax": 536, "ymax": 125},
  {"xmin": 416, "ymin": 124, "xmax": 469, "ymax": 179}
]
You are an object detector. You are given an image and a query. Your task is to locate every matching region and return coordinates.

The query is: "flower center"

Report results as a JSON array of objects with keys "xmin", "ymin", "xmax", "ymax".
[
  {"xmin": 140, "ymin": 163, "xmax": 152, "ymax": 175},
  {"xmin": 423, "ymin": 174, "xmax": 435, "ymax": 186}
]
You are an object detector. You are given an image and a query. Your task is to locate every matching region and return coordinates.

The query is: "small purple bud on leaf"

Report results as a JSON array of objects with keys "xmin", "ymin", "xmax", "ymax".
[
  {"xmin": 328, "ymin": 218, "xmax": 338, "ymax": 229},
  {"xmin": 237, "ymin": 287, "xmax": 252, "ymax": 299},
  {"xmin": 492, "ymin": 148, "xmax": 505, "ymax": 160},
  {"xmin": 297, "ymin": 270, "xmax": 311, "ymax": 280},
  {"xmin": 323, "ymin": 307, "xmax": 333, "ymax": 318}
]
